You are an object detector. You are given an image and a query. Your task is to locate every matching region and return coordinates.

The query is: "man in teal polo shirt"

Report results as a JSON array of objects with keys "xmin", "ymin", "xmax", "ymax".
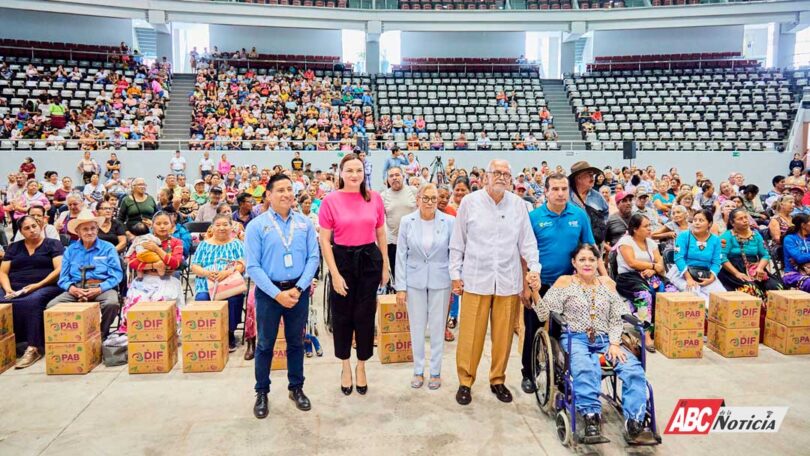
[{"xmin": 520, "ymin": 172, "xmax": 596, "ymax": 394}]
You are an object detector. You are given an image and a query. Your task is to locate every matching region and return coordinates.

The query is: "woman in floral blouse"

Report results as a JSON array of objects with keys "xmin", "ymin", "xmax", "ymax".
[{"xmin": 534, "ymin": 244, "xmax": 649, "ymax": 444}]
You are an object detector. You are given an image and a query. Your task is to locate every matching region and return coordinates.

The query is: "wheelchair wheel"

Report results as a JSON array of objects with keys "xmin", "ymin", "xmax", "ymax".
[
  {"xmin": 531, "ymin": 329, "xmax": 555, "ymax": 414},
  {"xmin": 555, "ymin": 410, "xmax": 573, "ymax": 447},
  {"xmin": 322, "ymin": 273, "xmax": 333, "ymax": 334}
]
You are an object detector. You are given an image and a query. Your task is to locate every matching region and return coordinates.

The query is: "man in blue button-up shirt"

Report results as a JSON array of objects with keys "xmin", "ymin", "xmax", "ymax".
[
  {"xmin": 245, "ymin": 174, "xmax": 319, "ymax": 418},
  {"xmin": 47, "ymin": 209, "xmax": 123, "ymax": 340}
]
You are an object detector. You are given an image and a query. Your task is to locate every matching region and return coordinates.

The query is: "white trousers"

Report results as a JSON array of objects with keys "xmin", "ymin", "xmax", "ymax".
[
  {"xmin": 406, "ymin": 287, "xmax": 451, "ymax": 377},
  {"xmin": 665, "ymin": 268, "xmax": 727, "ymax": 312}
]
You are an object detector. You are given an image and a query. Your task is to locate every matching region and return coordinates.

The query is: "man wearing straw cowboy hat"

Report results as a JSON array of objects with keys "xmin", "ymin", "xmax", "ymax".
[
  {"xmin": 568, "ymin": 161, "xmax": 610, "ymax": 247},
  {"xmin": 47, "ymin": 209, "xmax": 124, "ymax": 340}
]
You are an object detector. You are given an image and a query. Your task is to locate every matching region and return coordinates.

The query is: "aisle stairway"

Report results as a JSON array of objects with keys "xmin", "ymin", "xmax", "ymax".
[
  {"xmin": 161, "ymin": 73, "xmax": 196, "ymax": 147},
  {"xmin": 541, "ymin": 78, "xmax": 587, "ymax": 148}
]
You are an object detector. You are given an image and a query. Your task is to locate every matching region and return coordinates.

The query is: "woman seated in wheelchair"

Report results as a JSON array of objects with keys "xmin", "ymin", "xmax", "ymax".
[{"xmin": 535, "ymin": 244, "xmax": 650, "ymax": 444}]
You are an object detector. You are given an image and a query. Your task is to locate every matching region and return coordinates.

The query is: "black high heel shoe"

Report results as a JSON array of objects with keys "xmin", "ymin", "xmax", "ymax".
[
  {"xmin": 341, "ymin": 369, "xmax": 353, "ymax": 396},
  {"xmin": 356, "ymin": 366, "xmax": 368, "ymax": 395}
]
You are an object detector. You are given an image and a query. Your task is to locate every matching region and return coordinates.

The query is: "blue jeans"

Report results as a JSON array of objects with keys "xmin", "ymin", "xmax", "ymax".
[
  {"xmin": 254, "ymin": 286, "xmax": 309, "ymax": 393},
  {"xmin": 195, "ymin": 292, "xmax": 244, "ymax": 344},
  {"xmin": 449, "ymin": 294, "xmax": 460, "ymax": 320},
  {"xmin": 560, "ymin": 332, "xmax": 647, "ymax": 421},
  {"xmin": 304, "ymin": 334, "xmax": 321, "ymax": 354}
]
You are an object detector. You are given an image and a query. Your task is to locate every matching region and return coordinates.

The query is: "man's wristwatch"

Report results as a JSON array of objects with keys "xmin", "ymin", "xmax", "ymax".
[{"xmin": 294, "ymin": 286, "xmax": 303, "ymax": 295}]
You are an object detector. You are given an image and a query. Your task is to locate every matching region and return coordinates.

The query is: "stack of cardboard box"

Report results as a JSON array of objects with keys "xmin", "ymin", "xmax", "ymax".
[
  {"xmin": 0, "ymin": 304, "xmax": 15, "ymax": 373},
  {"xmin": 272, "ymin": 317, "xmax": 287, "ymax": 371},
  {"xmin": 707, "ymin": 291, "xmax": 761, "ymax": 358},
  {"xmin": 181, "ymin": 301, "xmax": 229, "ymax": 373},
  {"xmin": 127, "ymin": 302, "xmax": 178, "ymax": 374},
  {"xmin": 764, "ymin": 290, "xmax": 810, "ymax": 355},
  {"xmin": 654, "ymin": 292, "xmax": 705, "ymax": 358},
  {"xmin": 44, "ymin": 302, "xmax": 102, "ymax": 375},
  {"xmin": 377, "ymin": 294, "xmax": 412, "ymax": 364}
]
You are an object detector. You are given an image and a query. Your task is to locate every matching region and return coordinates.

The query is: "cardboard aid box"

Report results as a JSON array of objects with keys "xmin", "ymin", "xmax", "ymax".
[
  {"xmin": 181, "ymin": 301, "xmax": 228, "ymax": 343},
  {"xmin": 767, "ymin": 290, "xmax": 810, "ymax": 328},
  {"xmin": 0, "ymin": 333, "xmax": 15, "ymax": 374},
  {"xmin": 271, "ymin": 337, "xmax": 288, "ymax": 371},
  {"xmin": 764, "ymin": 319, "xmax": 810, "ymax": 355},
  {"xmin": 44, "ymin": 302, "xmax": 100, "ymax": 343},
  {"xmin": 183, "ymin": 340, "xmax": 228, "ymax": 373},
  {"xmin": 708, "ymin": 292, "xmax": 761, "ymax": 329},
  {"xmin": 0, "ymin": 303, "xmax": 12, "ymax": 338},
  {"xmin": 127, "ymin": 301, "xmax": 177, "ymax": 342},
  {"xmin": 377, "ymin": 294, "xmax": 410, "ymax": 334},
  {"xmin": 655, "ymin": 326, "xmax": 704, "ymax": 359},
  {"xmin": 45, "ymin": 332, "xmax": 102, "ymax": 375},
  {"xmin": 707, "ymin": 320, "xmax": 760, "ymax": 358},
  {"xmin": 656, "ymin": 292, "xmax": 706, "ymax": 330},
  {"xmin": 128, "ymin": 336, "xmax": 178, "ymax": 374},
  {"xmin": 379, "ymin": 331, "xmax": 414, "ymax": 364}
]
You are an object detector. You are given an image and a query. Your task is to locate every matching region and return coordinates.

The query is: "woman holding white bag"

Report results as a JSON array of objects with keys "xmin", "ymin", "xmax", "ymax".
[
  {"xmin": 395, "ymin": 183, "xmax": 455, "ymax": 390},
  {"xmin": 191, "ymin": 213, "xmax": 247, "ymax": 352}
]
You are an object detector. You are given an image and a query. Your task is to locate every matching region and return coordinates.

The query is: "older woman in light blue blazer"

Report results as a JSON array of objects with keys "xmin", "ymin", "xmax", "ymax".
[{"xmin": 396, "ymin": 183, "xmax": 455, "ymax": 390}]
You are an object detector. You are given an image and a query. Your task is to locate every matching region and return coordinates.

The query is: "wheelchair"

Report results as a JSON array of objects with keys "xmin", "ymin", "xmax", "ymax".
[{"xmin": 531, "ymin": 309, "xmax": 662, "ymax": 448}]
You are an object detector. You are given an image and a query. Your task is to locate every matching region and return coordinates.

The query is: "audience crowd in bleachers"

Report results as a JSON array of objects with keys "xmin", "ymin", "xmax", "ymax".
[
  {"xmin": 0, "ymin": 42, "xmax": 172, "ymax": 150},
  {"xmin": 188, "ymin": 63, "xmax": 373, "ymax": 151}
]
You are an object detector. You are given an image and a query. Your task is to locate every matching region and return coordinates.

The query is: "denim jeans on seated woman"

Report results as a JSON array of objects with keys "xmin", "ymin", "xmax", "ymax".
[
  {"xmin": 560, "ymin": 332, "xmax": 647, "ymax": 421},
  {"xmin": 195, "ymin": 292, "xmax": 244, "ymax": 344}
]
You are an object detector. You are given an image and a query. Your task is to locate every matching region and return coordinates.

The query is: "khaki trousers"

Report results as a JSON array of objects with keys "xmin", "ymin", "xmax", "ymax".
[{"xmin": 456, "ymin": 292, "xmax": 519, "ymax": 387}]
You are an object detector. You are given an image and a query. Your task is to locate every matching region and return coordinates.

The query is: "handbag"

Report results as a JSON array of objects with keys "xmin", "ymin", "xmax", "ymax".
[
  {"xmin": 620, "ymin": 333, "xmax": 642, "ymax": 359},
  {"xmin": 207, "ymin": 261, "xmax": 247, "ymax": 300}
]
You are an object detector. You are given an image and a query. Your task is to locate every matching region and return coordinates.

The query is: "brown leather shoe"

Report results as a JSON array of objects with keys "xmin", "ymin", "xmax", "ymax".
[
  {"xmin": 15, "ymin": 346, "xmax": 42, "ymax": 369},
  {"xmin": 244, "ymin": 338, "xmax": 255, "ymax": 361}
]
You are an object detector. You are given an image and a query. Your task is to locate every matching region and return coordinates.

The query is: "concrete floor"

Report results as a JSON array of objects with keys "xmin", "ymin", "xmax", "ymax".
[{"xmin": 2, "ymin": 284, "xmax": 810, "ymax": 456}]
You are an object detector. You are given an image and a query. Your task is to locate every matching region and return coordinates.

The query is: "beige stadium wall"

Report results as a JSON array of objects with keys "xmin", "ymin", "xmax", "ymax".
[
  {"xmin": 0, "ymin": 150, "xmax": 787, "ymax": 192},
  {"xmin": 0, "ymin": 9, "xmax": 134, "ymax": 48}
]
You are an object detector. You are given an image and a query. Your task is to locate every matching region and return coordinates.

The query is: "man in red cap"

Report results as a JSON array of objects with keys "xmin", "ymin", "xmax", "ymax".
[{"xmin": 605, "ymin": 191, "xmax": 635, "ymax": 248}]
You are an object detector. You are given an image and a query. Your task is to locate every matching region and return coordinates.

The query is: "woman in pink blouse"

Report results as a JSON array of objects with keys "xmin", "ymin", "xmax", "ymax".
[
  {"xmin": 218, "ymin": 153, "xmax": 233, "ymax": 176},
  {"xmin": 319, "ymin": 153, "xmax": 389, "ymax": 396}
]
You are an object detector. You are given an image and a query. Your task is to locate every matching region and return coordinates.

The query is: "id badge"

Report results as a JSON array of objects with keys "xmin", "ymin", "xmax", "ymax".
[{"xmin": 283, "ymin": 253, "xmax": 293, "ymax": 268}]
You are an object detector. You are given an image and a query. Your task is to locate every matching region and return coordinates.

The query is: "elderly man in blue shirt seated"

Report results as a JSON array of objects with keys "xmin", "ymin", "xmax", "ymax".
[{"xmin": 47, "ymin": 209, "xmax": 124, "ymax": 340}]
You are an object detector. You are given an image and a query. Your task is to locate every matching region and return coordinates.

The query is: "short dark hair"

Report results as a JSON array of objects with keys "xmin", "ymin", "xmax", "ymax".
[
  {"xmin": 772, "ymin": 175, "xmax": 785, "ymax": 186},
  {"xmin": 694, "ymin": 208, "xmax": 714, "ymax": 223},
  {"xmin": 236, "ymin": 193, "xmax": 253, "ymax": 204},
  {"xmin": 27, "ymin": 205, "xmax": 46, "ymax": 215},
  {"xmin": 267, "ymin": 173, "xmax": 292, "ymax": 191},
  {"xmin": 743, "ymin": 184, "xmax": 759, "ymax": 196},
  {"xmin": 628, "ymin": 213, "xmax": 649, "ymax": 235},
  {"xmin": 571, "ymin": 243, "xmax": 600, "ymax": 259},
  {"xmin": 727, "ymin": 208, "xmax": 749, "ymax": 230},
  {"xmin": 544, "ymin": 172, "xmax": 568, "ymax": 190}
]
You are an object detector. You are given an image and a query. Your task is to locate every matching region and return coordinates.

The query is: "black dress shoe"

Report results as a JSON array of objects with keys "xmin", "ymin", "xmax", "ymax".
[
  {"xmin": 584, "ymin": 413, "xmax": 602, "ymax": 438},
  {"xmin": 289, "ymin": 387, "xmax": 311, "ymax": 412},
  {"xmin": 490, "ymin": 384, "xmax": 513, "ymax": 403},
  {"xmin": 456, "ymin": 386, "xmax": 472, "ymax": 405},
  {"xmin": 625, "ymin": 419, "xmax": 644, "ymax": 440},
  {"xmin": 355, "ymin": 366, "xmax": 367, "ymax": 395},
  {"xmin": 521, "ymin": 377, "xmax": 537, "ymax": 394},
  {"xmin": 244, "ymin": 338, "xmax": 255, "ymax": 361},
  {"xmin": 253, "ymin": 392, "xmax": 269, "ymax": 419}
]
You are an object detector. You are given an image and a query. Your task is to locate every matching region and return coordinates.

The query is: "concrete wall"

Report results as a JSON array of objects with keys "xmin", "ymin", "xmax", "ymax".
[
  {"xmin": 400, "ymin": 32, "xmax": 525, "ymax": 58},
  {"xmin": 592, "ymin": 26, "xmax": 744, "ymax": 58},
  {"xmin": 0, "ymin": 9, "xmax": 133, "ymax": 47},
  {"xmin": 208, "ymin": 25, "xmax": 342, "ymax": 56},
  {"xmin": 0, "ymin": 150, "xmax": 785, "ymax": 192}
]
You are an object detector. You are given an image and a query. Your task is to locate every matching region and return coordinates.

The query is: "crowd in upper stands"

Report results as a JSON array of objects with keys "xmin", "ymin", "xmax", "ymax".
[
  {"xmin": 0, "ymin": 42, "xmax": 172, "ymax": 149},
  {"xmin": 188, "ymin": 64, "xmax": 373, "ymax": 151}
]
